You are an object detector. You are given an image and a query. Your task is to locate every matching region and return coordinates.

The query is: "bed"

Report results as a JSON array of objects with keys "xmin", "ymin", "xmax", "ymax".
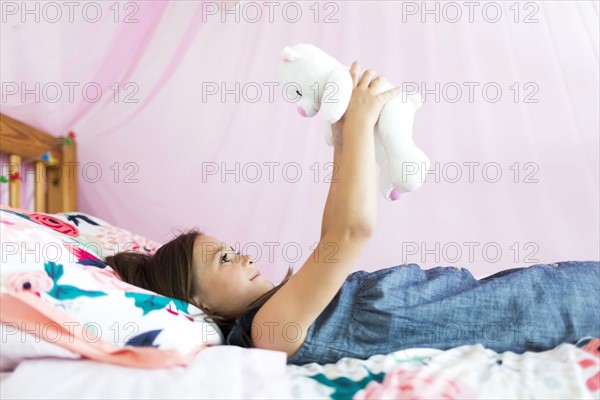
[{"xmin": 1, "ymin": 113, "xmax": 598, "ymax": 399}]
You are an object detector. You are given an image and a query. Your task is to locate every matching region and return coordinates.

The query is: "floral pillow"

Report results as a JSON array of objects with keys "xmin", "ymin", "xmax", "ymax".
[
  {"xmin": 25, "ymin": 209, "xmax": 163, "ymax": 260},
  {"xmin": 0, "ymin": 205, "xmax": 223, "ymax": 371}
]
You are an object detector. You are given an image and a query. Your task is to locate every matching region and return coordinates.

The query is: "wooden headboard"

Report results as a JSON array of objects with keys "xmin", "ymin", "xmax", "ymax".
[{"xmin": 0, "ymin": 113, "xmax": 78, "ymax": 213}]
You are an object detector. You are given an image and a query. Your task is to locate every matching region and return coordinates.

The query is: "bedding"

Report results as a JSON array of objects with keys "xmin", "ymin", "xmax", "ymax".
[
  {"xmin": 287, "ymin": 338, "xmax": 600, "ymax": 399},
  {"xmin": 1, "ymin": 346, "xmax": 291, "ymax": 400},
  {"xmin": 1, "ymin": 338, "xmax": 598, "ymax": 399},
  {"xmin": 1, "ymin": 204, "xmax": 598, "ymax": 399}
]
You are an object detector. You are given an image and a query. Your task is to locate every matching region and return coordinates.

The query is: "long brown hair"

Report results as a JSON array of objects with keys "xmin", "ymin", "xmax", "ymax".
[{"xmin": 105, "ymin": 229, "xmax": 293, "ymax": 346}]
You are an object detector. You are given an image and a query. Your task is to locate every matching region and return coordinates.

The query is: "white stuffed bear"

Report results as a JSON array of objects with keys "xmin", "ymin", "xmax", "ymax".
[{"xmin": 279, "ymin": 43, "xmax": 430, "ymax": 200}]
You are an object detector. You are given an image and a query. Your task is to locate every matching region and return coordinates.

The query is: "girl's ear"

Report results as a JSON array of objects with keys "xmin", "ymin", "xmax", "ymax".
[
  {"xmin": 281, "ymin": 46, "xmax": 301, "ymax": 63},
  {"xmin": 192, "ymin": 294, "xmax": 211, "ymax": 311}
]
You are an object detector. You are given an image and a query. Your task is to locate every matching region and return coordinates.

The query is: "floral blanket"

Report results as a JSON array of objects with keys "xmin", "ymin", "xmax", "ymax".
[{"xmin": 286, "ymin": 338, "xmax": 599, "ymax": 399}]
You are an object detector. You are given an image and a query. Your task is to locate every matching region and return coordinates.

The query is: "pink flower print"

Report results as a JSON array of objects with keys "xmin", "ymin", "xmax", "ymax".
[
  {"xmin": 129, "ymin": 236, "xmax": 160, "ymax": 255},
  {"xmin": 579, "ymin": 338, "xmax": 600, "ymax": 393},
  {"xmin": 80, "ymin": 225, "xmax": 161, "ymax": 258},
  {"xmin": 582, "ymin": 338, "xmax": 600, "ymax": 358},
  {"xmin": 3, "ymin": 271, "xmax": 54, "ymax": 297},
  {"xmin": 62, "ymin": 241, "xmax": 106, "ymax": 268},
  {"xmin": 29, "ymin": 213, "xmax": 79, "ymax": 237},
  {"xmin": 0, "ymin": 213, "xmax": 38, "ymax": 233},
  {"xmin": 165, "ymin": 303, "xmax": 195, "ymax": 321},
  {"xmin": 70, "ymin": 245, "xmax": 100, "ymax": 261},
  {"xmin": 0, "ymin": 211, "xmax": 63, "ymax": 245},
  {"xmin": 354, "ymin": 368, "xmax": 476, "ymax": 400}
]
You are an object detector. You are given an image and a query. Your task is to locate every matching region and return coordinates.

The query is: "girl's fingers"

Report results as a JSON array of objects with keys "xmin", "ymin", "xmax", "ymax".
[
  {"xmin": 380, "ymin": 86, "xmax": 403, "ymax": 101},
  {"xmin": 358, "ymin": 69, "xmax": 377, "ymax": 87},
  {"xmin": 368, "ymin": 75, "xmax": 387, "ymax": 90},
  {"xmin": 349, "ymin": 61, "xmax": 360, "ymax": 87}
]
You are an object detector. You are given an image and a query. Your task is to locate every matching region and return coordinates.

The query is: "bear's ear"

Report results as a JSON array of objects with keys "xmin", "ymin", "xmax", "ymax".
[{"xmin": 281, "ymin": 46, "xmax": 302, "ymax": 63}]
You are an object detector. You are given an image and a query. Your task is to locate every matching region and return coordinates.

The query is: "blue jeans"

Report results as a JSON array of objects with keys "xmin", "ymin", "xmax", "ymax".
[{"xmin": 286, "ymin": 261, "xmax": 600, "ymax": 365}]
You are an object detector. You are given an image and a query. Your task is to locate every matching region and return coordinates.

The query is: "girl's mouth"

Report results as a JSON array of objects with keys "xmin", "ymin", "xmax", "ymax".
[{"xmin": 250, "ymin": 272, "xmax": 261, "ymax": 281}]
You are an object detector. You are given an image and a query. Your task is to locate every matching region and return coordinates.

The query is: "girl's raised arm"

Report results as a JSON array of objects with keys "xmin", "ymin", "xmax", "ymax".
[
  {"xmin": 319, "ymin": 122, "xmax": 343, "ymax": 239},
  {"xmin": 253, "ymin": 63, "xmax": 402, "ymax": 357}
]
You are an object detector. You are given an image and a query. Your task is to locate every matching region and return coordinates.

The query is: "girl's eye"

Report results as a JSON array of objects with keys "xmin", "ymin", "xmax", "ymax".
[
  {"xmin": 296, "ymin": 90, "xmax": 302, "ymax": 97},
  {"xmin": 221, "ymin": 250, "xmax": 241, "ymax": 264}
]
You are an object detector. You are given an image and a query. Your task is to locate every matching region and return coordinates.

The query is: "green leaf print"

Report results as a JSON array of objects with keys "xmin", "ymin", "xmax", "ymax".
[
  {"xmin": 125, "ymin": 293, "xmax": 171, "ymax": 315},
  {"xmin": 48, "ymin": 285, "xmax": 106, "ymax": 300},
  {"xmin": 44, "ymin": 261, "xmax": 64, "ymax": 281},
  {"xmin": 43, "ymin": 261, "xmax": 106, "ymax": 300},
  {"xmin": 309, "ymin": 368, "xmax": 386, "ymax": 400},
  {"xmin": 172, "ymin": 298, "xmax": 190, "ymax": 314}
]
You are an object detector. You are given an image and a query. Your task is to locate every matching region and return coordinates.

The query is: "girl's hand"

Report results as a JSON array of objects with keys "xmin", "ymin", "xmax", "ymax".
[
  {"xmin": 342, "ymin": 61, "xmax": 402, "ymax": 130},
  {"xmin": 331, "ymin": 61, "xmax": 360, "ymax": 133}
]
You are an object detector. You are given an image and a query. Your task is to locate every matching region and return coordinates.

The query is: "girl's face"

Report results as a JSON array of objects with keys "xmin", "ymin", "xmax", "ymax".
[{"xmin": 192, "ymin": 234, "xmax": 274, "ymax": 318}]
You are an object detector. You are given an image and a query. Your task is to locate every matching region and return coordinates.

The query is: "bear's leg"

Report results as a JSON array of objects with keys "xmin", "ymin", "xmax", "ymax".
[
  {"xmin": 377, "ymin": 97, "xmax": 429, "ymax": 192},
  {"xmin": 374, "ymin": 130, "xmax": 398, "ymax": 200}
]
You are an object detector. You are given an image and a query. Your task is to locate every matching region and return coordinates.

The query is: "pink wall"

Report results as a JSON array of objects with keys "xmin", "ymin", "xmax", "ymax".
[{"xmin": 1, "ymin": 1, "xmax": 598, "ymax": 280}]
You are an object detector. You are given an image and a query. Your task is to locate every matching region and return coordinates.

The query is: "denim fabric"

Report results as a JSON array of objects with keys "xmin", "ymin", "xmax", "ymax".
[{"xmin": 226, "ymin": 261, "xmax": 600, "ymax": 366}]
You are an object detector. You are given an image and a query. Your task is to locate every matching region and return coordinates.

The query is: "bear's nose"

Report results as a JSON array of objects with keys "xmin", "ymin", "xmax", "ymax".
[{"xmin": 297, "ymin": 106, "xmax": 307, "ymax": 117}]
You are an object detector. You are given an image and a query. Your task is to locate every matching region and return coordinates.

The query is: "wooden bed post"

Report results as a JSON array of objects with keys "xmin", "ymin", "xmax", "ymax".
[
  {"xmin": 34, "ymin": 160, "xmax": 46, "ymax": 212},
  {"xmin": 1, "ymin": 113, "xmax": 79, "ymax": 213},
  {"xmin": 63, "ymin": 136, "xmax": 78, "ymax": 212},
  {"xmin": 47, "ymin": 138, "xmax": 78, "ymax": 213},
  {"xmin": 8, "ymin": 154, "xmax": 21, "ymax": 208}
]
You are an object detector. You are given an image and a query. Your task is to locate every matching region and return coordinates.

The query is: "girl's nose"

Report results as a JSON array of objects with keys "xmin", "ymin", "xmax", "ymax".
[{"xmin": 243, "ymin": 254, "xmax": 254, "ymax": 265}]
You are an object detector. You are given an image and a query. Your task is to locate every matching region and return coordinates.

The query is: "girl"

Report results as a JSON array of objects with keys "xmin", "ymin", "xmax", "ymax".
[{"xmin": 106, "ymin": 62, "xmax": 600, "ymax": 365}]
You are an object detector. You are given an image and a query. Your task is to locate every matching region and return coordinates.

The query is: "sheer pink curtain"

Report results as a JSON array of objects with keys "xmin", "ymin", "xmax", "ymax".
[
  {"xmin": 1, "ymin": 0, "xmax": 206, "ymax": 208},
  {"xmin": 1, "ymin": 1, "xmax": 176, "ymax": 135},
  {"xmin": 2, "ymin": 1, "xmax": 598, "ymax": 279}
]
